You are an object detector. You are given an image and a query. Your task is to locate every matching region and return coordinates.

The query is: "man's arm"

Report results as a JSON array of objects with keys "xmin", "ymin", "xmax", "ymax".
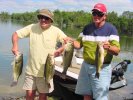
[
  {"xmin": 54, "ymin": 37, "xmax": 82, "ymax": 57},
  {"xmin": 107, "ymin": 45, "xmax": 120, "ymax": 56},
  {"xmin": 12, "ymin": 32, "xmax": 19, "ymax": 55},
  {"xmin": 103, "ymin": 41, "xmax": 120, "ymax": 56},
  {"xmin": 54, "ymin": 45, "xmax": 65, "ymax": 57},
  {"xmin": 73, "ymin": 40, "xmax": 81, "ymax": 49}
]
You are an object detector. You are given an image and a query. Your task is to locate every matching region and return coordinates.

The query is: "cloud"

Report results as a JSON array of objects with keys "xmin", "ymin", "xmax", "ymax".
[
  {"xmin": 100, "ymin": 0, "xmax": 133, "ymax": 14},
  {"xmin": 0, "ymin": 0, "xmax": 57, "ymax": 13},
  {"xmin": 0, "ymin": 0, "xmax": 133, "ymax": 15}
]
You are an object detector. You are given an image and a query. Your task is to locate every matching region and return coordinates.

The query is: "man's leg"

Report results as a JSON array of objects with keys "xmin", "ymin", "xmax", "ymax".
[
  {"xmin": 84, "ymin": 95, "xmax": 92, "ymax": 100},
  {"xmin": 23, "ymin": 74, "xmax": 37, "ymax": 100},
  {"xmin": 36, "ymin": 77, "xmax": 50, "ymax": 100},
  {"xmin": 92, "ymin": 64, "xmax": 112, "ymax": 100},
  {"xmin": 26, "ymin": 90, "xmax": 36, "ymax": 100},
  {"xmin": 39, "ymin": 93, "xmax": 47, "ymax": 100}
]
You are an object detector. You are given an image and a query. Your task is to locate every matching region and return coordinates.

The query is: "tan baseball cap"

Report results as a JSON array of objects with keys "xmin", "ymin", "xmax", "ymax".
[{"xmin": 38, "ymin": 9, "xmax": 54, "ymax": 22}]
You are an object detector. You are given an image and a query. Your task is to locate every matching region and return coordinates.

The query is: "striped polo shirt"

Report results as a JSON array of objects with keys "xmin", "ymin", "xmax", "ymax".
[{"xmin": 77, "ymin": 22, "xmax": 120, "ymax": 64}]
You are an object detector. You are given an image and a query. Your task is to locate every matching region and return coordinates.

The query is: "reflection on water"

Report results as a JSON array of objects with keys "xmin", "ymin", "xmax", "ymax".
[
  {"xmin": 0, "ymin": 20, "xmax": 133, "ymax": 98},
  {"xmin": 0, "ymin": 20, "xmax": 28, "ymax": 97},
  {"xmin": 120, "ymin": 36, "xmax": 133, "ymax": 52}
]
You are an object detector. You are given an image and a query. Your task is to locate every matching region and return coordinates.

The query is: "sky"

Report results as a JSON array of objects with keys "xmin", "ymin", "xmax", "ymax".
[{"xmin": 0, "ymin": 0, "xmax": 133, "ymax": 15}]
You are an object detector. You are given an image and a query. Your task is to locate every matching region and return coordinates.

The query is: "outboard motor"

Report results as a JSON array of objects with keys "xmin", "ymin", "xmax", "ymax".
[{"xmin": 110, "ymin": 60, "xmax": 131, "ymax": 90}]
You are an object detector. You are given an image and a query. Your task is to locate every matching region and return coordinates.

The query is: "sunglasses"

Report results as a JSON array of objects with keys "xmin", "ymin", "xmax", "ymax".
[
  {"xmin": 37, "ymin": 15, "xmax": 50, "ymax": 20},
  {"xmin": 92, "ymin": 11, "xmax": 104, "ymax": 17}
]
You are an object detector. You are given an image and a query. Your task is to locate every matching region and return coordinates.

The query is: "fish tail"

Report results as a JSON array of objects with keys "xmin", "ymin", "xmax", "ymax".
[
  {"xmin": 62, "ymin": 66, "xmax": 68, "ymax": 74},
  {"xmin": 48, "ymin": 83, "xmax": 51, "ymax": 88},
  {"xmin": 10, "ymin": 81, "xmax": 18, "ymax": 87},
  {"xmin": 95, "ymin": 73, "xmax": 100, "ymax": 79},
  {"xmin": 61, "ymin": 73, "xmax": 67, "ymax": 79},
  {"xmin": 61, "ymin": 67, "xmax": 67, "ymax": 79}
]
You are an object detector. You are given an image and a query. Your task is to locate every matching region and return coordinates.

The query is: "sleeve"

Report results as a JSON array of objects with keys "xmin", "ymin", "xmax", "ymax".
[
  {"xmin": 76, "ymin": 32, "xmax": 83, "ymax": 47},
  {"xmin": 110, "ymin": 40, "xmax": 120, "ymax": 48},
  {"xmin": 57, "ymin": 28, "xmax": 67, "ymax": 44},
  {"xmin": 16, "ymin": 24, "xmax": 33, "ymax": 38},
  {"xmin": 109, "ymin": 25, "xmax": 120, "ymax": 49}
]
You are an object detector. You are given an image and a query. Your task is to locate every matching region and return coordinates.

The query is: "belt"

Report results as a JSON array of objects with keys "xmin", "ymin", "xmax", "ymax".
[
  {"xmin": 103, "ymin": 62, "xmax": 111, "ymax": 64},
  {"xmin": 85, "ymin": 61, "xmax": 111, "ymax": 65}
]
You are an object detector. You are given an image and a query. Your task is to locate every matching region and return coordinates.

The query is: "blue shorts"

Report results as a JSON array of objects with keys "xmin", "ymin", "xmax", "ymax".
[{"xmin": 75, "ymin": 61, "xmax": 112, "ymax": 100}]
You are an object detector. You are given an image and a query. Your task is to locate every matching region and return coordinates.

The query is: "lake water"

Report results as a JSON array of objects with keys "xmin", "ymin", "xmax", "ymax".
[{"xmin": 0, "ymin": 20, "xmax": 133, "ymax": 99}]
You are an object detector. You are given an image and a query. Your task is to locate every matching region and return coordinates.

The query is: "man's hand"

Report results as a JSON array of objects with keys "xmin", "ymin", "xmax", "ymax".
[
  {"xmin": 103, "ymin": 41, "xmax": 110, "ymax": 50},
  {"xmin": 54, "ymin": 51, "xmax": 60, "ymax": 57},
  {"xmin": 63, "ymin": 37, "xmax": 74, "ymax": 44},
  {"xmin": 12, "ymin": 46, "xmax": 19, "ymax": 56},
  {"xmin": 103, "ymin": 41, "xmax": 120, "ymax": 55},
  {"xmin": 54, "ymin": 45, "xmax": 65, "ymax": 57}
]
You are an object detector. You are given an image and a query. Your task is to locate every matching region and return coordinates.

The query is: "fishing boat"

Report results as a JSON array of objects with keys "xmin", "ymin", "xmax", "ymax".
[
  {"xmin": 53, "ymin": 50, "xmax": 131, "ymax": 93},
  {"xmin": 54, "ymin": 53, "xmax": 82, "ymax": 92},
  {"xmin": 49, "ymin": 53, "xmax": 82, "ymax": 100}
]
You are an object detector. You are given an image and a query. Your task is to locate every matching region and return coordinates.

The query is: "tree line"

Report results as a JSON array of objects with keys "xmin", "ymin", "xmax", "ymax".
[{"xmin": 0, "ymin": 10, "xmax": 133, "ymax": 37}]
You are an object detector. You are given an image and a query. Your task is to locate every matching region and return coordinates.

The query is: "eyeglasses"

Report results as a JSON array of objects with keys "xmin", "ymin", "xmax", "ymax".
[
  {"xmin": 37, "ymin": 15, "xmax": 50, "ymax": 20},
  {"xmin": 92, "ymin": 11, "xmax": 104, "ymax": 17}
]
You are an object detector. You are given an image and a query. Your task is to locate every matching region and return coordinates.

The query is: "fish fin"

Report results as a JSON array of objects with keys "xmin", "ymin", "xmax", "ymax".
[
  {"xmin": 49, "ymin": 79, "xmax": 54, "ymax": 93},
  {"xmin": 11, "ymin": 56, "xmax": 16, "ymax": 66},
  {"xmin": 61, "ymin": 62, "xmax": 63, "ymax": 66},
  {"xmin": 10, "ymin": 81, "xmax": 18, "ymax": 87},
  {"xmin": 48, "ymin": 83, "xmax": 51, "ymax": 88},
  {"xmin": 95, "ymin": 73, "xmax": 100, "ymax": 79},
  {"xmin": 11, "ymin": 61, "xmax": 15, "ymax": 66}
]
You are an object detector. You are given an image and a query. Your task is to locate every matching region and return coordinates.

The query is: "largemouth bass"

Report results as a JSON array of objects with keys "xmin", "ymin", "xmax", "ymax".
[
  {"xmin": 95, "ymin": 42, "xmax": 104, "ymax": 79},
  {"xmin": 44, "ymin": 53, "xmax": 55, "ymax": 86},
  {"xmin": 11, "ymin": 53, "xmax": 23, "ymax": 87},
  {"xmin": 62, "ymin": 41, "xmax": 74, "ymax": 78}
]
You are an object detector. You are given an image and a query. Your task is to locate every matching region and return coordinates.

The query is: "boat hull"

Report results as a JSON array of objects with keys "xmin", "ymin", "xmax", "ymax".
[
  {"xmin": 49, "ymin": 48, "xmax": 131, "ymax": 99},
  {"xmin": 49, "ymin": 70, "xmax": 83, "ymax": 100}
]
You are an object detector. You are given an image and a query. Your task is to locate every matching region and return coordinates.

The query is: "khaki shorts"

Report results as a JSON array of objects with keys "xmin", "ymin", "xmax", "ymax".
[{"xmin": 23, "ymin": 74, "xmax": 54, "ymax": 93}]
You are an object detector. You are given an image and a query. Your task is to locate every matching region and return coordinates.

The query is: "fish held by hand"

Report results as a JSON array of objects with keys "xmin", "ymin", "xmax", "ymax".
[
  {"xmin": 61, "ymin": 41, "xmax": 74, "ymax": 79},
  {"xmin": 44, "ymin": 53, "xmax": 55, "ymax": 89},
  {"xmin": 10, "ymin": 53, "xmax": 23, "ymax": 87},
  {"xmin": 95, "ymin": 42, "xmax": 105, "ymax": 79}
]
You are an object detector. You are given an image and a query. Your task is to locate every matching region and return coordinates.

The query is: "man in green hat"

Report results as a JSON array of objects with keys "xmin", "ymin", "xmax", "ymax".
[{"xmin": 12, "ymin": 9, "xmax": 68, "ymax": 100}]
